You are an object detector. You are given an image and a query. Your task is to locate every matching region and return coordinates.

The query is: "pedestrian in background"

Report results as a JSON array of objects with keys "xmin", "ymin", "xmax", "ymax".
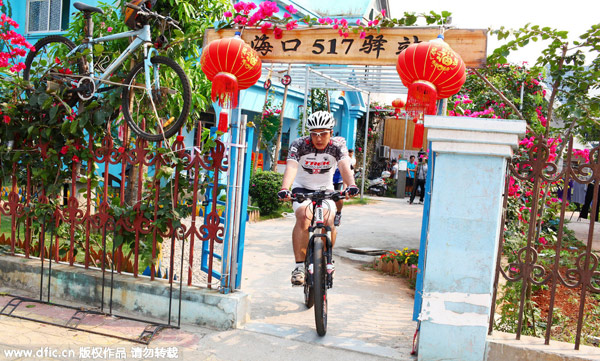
[
  {"xmin": 406, "ymin": 155, "xmax": 416, "ymax": 197},
  {"xmin": 409, "ymin": 154, "xmax": 427, "ymax": 204}
]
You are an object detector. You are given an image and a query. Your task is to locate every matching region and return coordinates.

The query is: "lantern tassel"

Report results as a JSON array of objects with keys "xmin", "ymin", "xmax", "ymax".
[
  {"xmin": 212, "ymin": 72, "xmax": 239, "ymax": 108},
  {"xmin": 406, "ymin": 81, "xmax": 438, "ymax": 118},
  {"xmin": 413, "ymin": 123, "xmax": 424, "ymax": 148},
  {"xmin": 218, "ymin": 110, "xmax": 229, "ymax": 133}
]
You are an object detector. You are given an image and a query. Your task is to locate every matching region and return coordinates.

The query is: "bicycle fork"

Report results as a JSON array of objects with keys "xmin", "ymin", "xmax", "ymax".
[{"xmin": 307, "ymin": 204, "xmax": 334, "ymax": 288}]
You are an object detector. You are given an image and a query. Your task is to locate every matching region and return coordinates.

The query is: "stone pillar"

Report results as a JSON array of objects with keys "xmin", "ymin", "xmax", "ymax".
[{"xmin": 417, "ymin": 116, "xmax": 526, "ymax": 361}]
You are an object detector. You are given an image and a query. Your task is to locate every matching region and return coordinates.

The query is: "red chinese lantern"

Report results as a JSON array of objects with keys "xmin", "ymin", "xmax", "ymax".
[
  {"xmin": 200, "ymin": 33, "xmax": 262, "ymax": 109},
  {"xmin": 391, "ymin": 98, "xmax": 405, "ymax": 119},
  {"xmin": 396, "ymin": 35, "xmax": 466, "ymax": 118}
]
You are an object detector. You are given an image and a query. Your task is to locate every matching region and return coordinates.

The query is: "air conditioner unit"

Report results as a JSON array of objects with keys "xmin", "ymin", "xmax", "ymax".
[{"xmin": 377, "ymin": 145, "xmax": 390, "ymax": 159}]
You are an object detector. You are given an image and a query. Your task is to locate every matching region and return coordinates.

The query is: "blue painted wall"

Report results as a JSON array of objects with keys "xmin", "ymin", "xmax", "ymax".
[{"xmin": 8, "ymin": 0, "xmax": 104, "ymax": 44}]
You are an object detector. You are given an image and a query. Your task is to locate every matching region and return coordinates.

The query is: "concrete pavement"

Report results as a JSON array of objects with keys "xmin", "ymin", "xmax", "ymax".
[{"xmin": 0, "ymin": 196, "xmax": 423, "ymax": 360}]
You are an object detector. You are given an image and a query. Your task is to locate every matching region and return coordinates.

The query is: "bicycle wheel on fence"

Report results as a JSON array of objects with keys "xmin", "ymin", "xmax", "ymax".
[
  {"xmin": 24, "ymin": 35, "xmax": 84, "ymax": 107},
  {"xmin": 122, "ymin": 56, "xmax": 191, "ymax": 142},
  {"xmin": 304, "ymin": 245, "xmax": 314, "ymax": 309},
  {"xmin": 313, "ymin": 237, "xmax": 328, "ymax": 336}
]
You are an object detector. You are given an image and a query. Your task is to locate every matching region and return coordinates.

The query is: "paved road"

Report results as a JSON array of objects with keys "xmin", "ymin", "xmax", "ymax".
[
  {"xmin": 240, "ymin": 195, "xmax": 423, "ymax": 359},
  {"xmin": 0, "ymin": 196, "xmax": 424, "ymax": 360}
]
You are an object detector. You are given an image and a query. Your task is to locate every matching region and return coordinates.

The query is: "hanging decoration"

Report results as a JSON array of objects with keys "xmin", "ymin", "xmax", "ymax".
[
  {"xmin": 200, "ymin": 32, "xmax": 262, "ymax": 109},
  {"xmin": 396, "ymin": 35, "xmax": 466, "ymax": 118},
  {"xmin": 413, "ymin": 121, "xmax": 425, "ymax": 148},
  {"xmin": 391, "ymin": 98, "xmax": 405, "ymax": 119}
]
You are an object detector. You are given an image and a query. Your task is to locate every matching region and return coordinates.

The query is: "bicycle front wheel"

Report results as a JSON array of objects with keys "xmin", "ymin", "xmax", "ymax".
[
  {"xmin": 24, "ymin": 35, "xmax": 84, "ymax": 107},
  {"xmin": 304, "ymin": 246, "xmax": 314, "ymax": 309},
  {"xmin": 313, "ymin": 237, "xmax": 328, "ymax": 336},
  {"xmin": 122, "ymin": 56, "xmax": 191, "ymax": 142}
]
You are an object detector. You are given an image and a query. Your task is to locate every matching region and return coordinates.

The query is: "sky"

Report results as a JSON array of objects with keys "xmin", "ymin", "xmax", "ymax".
[
  {"xmin": 374, "ymin": 1, "xmax": 599, "ymax": 104},
  {"xmin": 389, "ymin": 0, "xmax": 599, "ymax": 65}
]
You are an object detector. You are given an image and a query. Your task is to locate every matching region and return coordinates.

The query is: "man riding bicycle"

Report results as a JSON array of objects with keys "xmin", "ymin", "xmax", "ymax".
[{"xmin": 277, "ymin": 111, "xmax": 359, "ymax": 286}]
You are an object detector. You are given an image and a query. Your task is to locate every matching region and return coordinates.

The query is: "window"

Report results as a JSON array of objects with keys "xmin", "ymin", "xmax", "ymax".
[{"xmin": 27, "ymin": 0, "xmax": 65, "ymax": 33}]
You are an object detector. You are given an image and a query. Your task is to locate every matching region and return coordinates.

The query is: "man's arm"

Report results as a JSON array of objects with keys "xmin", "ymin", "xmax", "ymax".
[
  {"xmin": 281, "ymin": 160, "xmax": 298, "ymax": 190},
  {"xmin": 338, "ymin": 159, "xmax": 355, "ymax": 189}
]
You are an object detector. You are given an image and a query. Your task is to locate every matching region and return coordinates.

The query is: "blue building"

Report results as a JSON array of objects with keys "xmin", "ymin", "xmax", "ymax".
[{"xmin": 11, "ymin": 0, "xmax": 389, "ymax": 170}]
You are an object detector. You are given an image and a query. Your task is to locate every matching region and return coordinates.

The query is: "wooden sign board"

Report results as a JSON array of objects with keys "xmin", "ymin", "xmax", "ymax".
[{"xmin": 204, "ymin": 27, "xmax": 487, "ymax": 68}]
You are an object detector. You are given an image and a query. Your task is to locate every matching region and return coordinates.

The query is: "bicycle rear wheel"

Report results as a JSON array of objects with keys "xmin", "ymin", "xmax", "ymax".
[
  {"xmin": 313, "ymin": 237, "xmax": 328, "ymax": 336},
  {"xmin": 24, "ymin": 35, "xmax": 84, "ymax": 107},
  {"xmin": 122, "ymin": 56, "xmax": 191, "ymax": 142}
]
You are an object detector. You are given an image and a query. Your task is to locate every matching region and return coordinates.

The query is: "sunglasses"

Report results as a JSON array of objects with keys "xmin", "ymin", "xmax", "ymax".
[{"xmin": 310, "ymin": 130, "xmax": 330, "ymax": 138}]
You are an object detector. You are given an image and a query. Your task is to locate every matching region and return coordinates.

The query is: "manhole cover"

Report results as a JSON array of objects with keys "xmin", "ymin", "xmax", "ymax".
[{"xmin": 347, "ymin": 247, "xmax": 387, "ymax": 256}]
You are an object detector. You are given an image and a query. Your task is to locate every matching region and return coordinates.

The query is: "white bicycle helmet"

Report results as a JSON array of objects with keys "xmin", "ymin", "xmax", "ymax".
[{"xmin": 306, "ymin": 111, "xmax": 335, "ymax": 130}]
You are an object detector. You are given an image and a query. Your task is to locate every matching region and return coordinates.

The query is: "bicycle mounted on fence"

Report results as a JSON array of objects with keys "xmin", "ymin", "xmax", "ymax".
[
  {"xmin": 23, "ymin": 1, "xmax": 191, "ymax": 142},
  {"xmin": 291, "ymin": 190, "xmax": 345, "ymax": 336}
]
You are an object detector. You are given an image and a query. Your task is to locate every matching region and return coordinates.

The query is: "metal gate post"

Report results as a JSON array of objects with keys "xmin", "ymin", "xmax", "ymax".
[{"xmin": 234, "ymin": 125, "xmax": 254, "ymax": 290}]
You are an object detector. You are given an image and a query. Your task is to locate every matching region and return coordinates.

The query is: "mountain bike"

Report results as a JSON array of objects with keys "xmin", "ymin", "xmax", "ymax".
[
  {"xmin": 291, "ymin": 190, "xmax": 344, "ymax": 336},
  {"xmin": 23, "ymin": 2, "xmax": 191, "ymax": 142}
]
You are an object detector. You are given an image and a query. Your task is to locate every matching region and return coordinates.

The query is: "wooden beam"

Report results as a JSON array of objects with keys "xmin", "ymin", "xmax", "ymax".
[{"xmin": 204, "ymin": 27, "xmax": 487, "ymax": 68}]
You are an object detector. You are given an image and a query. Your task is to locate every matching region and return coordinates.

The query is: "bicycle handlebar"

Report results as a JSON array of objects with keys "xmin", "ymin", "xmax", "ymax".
[
  {"xmin": 290, "ymin": 190, "xmax": 346, "ymax": 203},
  {"xmin": 125, "ymin": 2, "xmax": 181, "ymax": 30}
]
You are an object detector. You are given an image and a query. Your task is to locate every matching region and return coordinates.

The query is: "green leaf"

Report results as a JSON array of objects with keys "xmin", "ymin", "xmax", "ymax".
[{"xmin": 70, "ymin": 119, "xmax": 79, "ymax": 133}]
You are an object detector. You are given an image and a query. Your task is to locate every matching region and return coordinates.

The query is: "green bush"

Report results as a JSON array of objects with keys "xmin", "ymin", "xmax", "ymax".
[{"xmin": 249, "ymin": 171, "xmax": 283, "ymax": 215}]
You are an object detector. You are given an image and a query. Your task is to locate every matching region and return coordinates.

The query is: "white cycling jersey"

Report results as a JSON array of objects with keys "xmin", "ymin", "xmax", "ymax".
[{"xmin": 287, "ymin": 136, "xmax": 349, "ymax": 191}]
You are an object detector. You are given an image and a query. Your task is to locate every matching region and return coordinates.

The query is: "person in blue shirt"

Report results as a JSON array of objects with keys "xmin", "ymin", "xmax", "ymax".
[
  {"xmin": 332, "ymin": 167, "xmax": 344, "ymax": 226},
  {"xmin": 406, "ymin": 155, "xmax": 416, "ymax": 196}
]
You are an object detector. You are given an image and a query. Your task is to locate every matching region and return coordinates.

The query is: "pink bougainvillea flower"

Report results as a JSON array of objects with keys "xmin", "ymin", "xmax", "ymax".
[
  {"xmin": 60, "ymin": 145, "xmax": 69, "ymax": 155},
  {"xmin": 234, "ymin": 15, "xmax": 247, "ymax": 25},
  {"xmin": 359, "ymin": 31, "xmax": 366, "ymax": 39},
  {"xmin": 286, "ymin": 20, "xmax": 298, "ymax": 30},
  {"xmin": 356, "ymin": 19, "xmax": 361, "ymax": 25},
  {"xmin": 285, "ymin": 4, "xmax": 297, "ymax": 14},
  {"xmin": 381, "ymin": 9, "xmax": 386, "ymax": 17},
  {"xmin": 3, "ymin": 115, "xmax": 10, "ymax": 124},
  {"xmin": 72, "ymin": 155, "xmax": 80, "ymax": 163},
  {"xmin": 283, "ymin": 12, "xmax": 291, "ymax": 18},
  {"xmin": 224, "ymin": 11, "xmax": 232, "ymax": 17},
  {"xmin": 260, "ymin": 22, "xmax": 272, "ymax": 34},
  {"xmin": 538, "ymin": 237, "xmax": 547, "ymax": 245},
  {"xmin": 273, "ymin": 27, "xmax": 283, "ymax": 39},
  {"xmin": 107, "ymin": 27, "xmax": 113, "ymax": 32}
]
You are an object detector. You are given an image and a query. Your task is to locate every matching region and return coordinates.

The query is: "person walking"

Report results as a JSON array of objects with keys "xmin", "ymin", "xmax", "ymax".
[{"xmin": 409, "ymin": 155, "xmax": 427, "ymax": 204}]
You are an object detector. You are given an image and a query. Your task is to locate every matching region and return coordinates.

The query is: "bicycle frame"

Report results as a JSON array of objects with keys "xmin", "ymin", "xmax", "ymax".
[{"xmin": 69, "ymin": 24, "xmax": 157, "ymax": 92}]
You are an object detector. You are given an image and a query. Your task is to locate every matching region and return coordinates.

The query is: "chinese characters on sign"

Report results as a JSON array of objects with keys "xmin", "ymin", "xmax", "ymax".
[
  {"xmin": 250, "ymin": 33, "xmax": 414, "ymax": 59},
  {"xmin": 205, "ymin": 28, "xmax": 488, "ymax": 68}
]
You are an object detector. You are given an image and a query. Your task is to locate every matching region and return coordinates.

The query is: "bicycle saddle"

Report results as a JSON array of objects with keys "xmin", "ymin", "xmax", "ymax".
[{"xmin": 73, "ymin": 2, "xmax": 104, "ymax": 15}]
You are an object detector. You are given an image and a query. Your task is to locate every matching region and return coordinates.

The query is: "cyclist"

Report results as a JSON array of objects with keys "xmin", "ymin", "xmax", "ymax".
[{"xmin": 277, "ymin": 111, "xmax": 359, "ymax": 286}]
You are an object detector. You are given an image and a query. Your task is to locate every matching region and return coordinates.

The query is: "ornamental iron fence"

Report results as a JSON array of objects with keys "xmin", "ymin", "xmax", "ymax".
[
  {"xmin": 0, "ymin": 116, "xmax": 253, "ymax": 341},
  {"xmin": 490, "ymin": 135, "xmax": 600, "ymax": 350}
]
